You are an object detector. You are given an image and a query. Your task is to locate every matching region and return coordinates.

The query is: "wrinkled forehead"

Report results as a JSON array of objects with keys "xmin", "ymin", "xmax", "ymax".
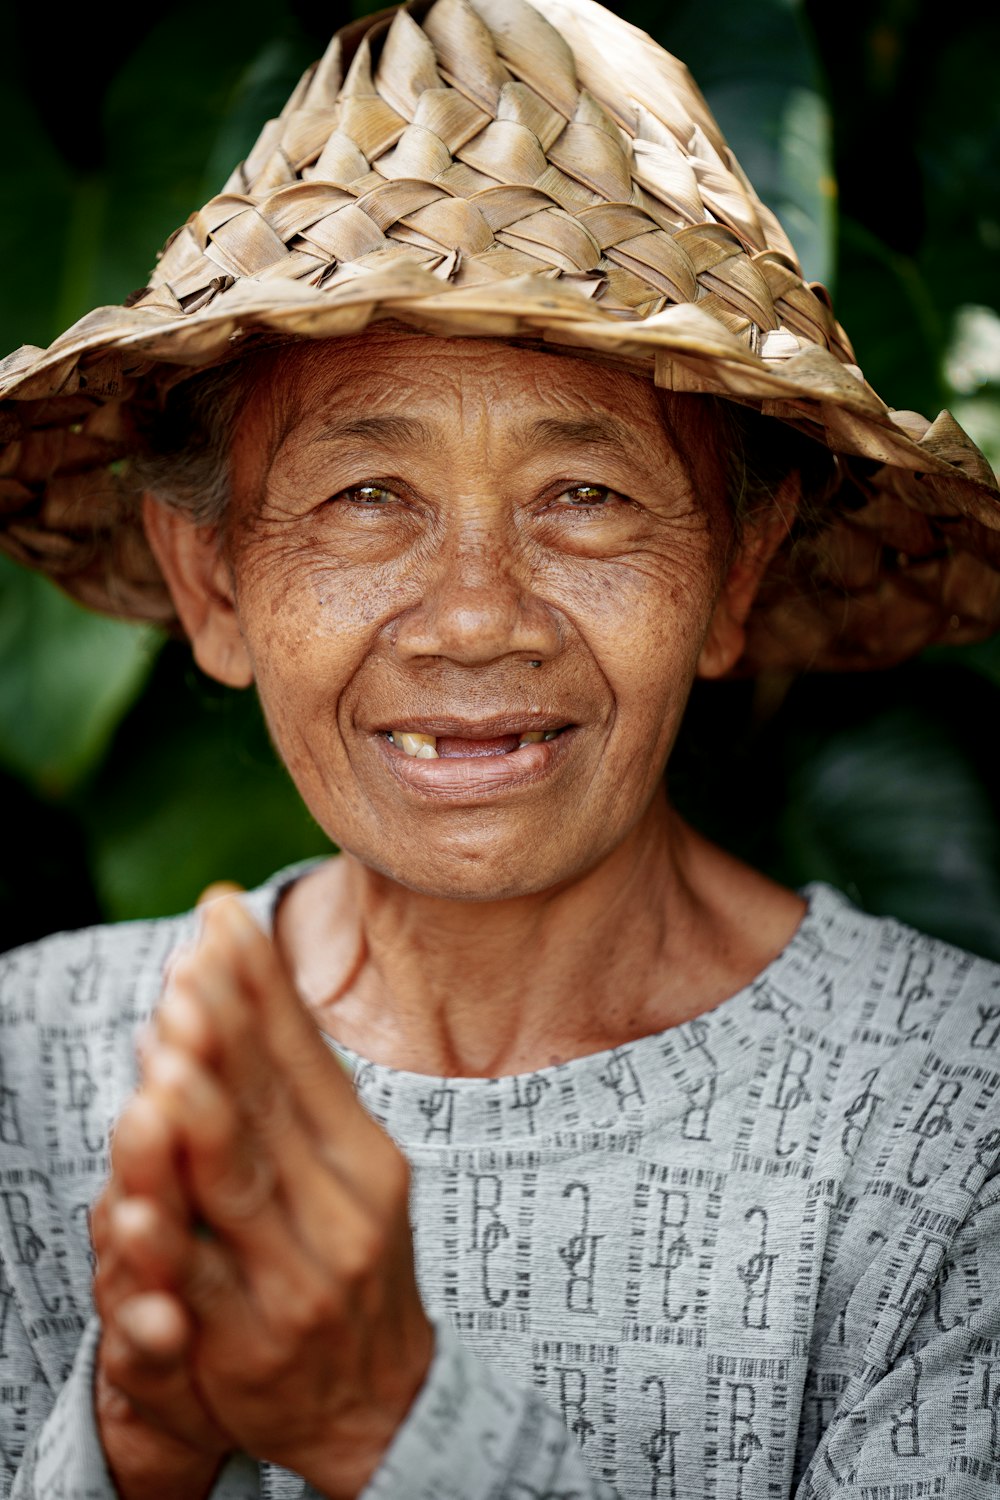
[
  {"xmin": 231, "ymin": 322, "xmax": 717, "ymax": 483},
  {"xmin": 253, "ymin": 323, "xmax": 658, "ymax": 422}
]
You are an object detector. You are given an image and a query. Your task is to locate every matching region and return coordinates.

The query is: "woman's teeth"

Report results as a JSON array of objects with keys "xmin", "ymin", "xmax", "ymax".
[
  {"xmin": 387, "ymin": 730, "xmax": 560, "ymax": 759},
  {"xmin": 391, "ymin": 732, "xmax": 439, "ymax": 759}
]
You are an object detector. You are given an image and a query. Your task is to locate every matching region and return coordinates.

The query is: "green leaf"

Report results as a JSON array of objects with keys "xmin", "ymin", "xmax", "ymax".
[
  {"xmin": 834, "ymin": 215, "xmax": 947, "ymax": 413},
  {"xmin": 778, "ymin": 686, "xmax": 1000, "ymax": 961},
  {"xmin": 79, "ymin": 645, "xmax": 332, "ymax": 921},
  {"xmin": 0, "ymin": 558, "xmax": 159, "ymax": 798},
  {"xmin": 0, "ymin": 66, "xmax": 75, "ymax": 352},
  {"xmin": 633, "ymin": 0, "xmax": 835, "ymax": 283}
]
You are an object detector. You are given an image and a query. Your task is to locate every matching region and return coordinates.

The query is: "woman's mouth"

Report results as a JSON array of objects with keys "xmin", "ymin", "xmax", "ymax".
[
  {"xmin": 372, "ymin": 721, "xmax": 576, "ymax": 798},
  {"xmin": 385, "ymin": 729, "xmax": 564, "ymax": 760}
]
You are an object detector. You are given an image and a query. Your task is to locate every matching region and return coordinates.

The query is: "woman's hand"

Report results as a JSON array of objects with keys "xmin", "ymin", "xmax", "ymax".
[
  {"xmin": 102, "ymin": 897, "xmax": 435, "ymax": 1498},
  {"xmin": 90, "ymin": 1093, "xmax": 233, "ymax": 1500}
]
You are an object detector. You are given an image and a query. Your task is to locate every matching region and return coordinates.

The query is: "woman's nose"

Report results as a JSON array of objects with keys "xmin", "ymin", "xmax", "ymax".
[{"xmin": 390, "ymin": 523, "xmax": 561, "ymax": 667}]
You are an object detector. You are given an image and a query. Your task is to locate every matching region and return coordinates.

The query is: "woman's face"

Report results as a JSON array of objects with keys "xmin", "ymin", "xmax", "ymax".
[{"xmin": 154, "ymin": 329, "xmax": 766, "ymax": 901}]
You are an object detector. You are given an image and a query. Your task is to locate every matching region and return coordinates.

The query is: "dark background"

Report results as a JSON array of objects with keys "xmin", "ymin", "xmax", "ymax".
[{"xmin": 2, "ymin": 0, "xmax": 999, "ymax": 955}]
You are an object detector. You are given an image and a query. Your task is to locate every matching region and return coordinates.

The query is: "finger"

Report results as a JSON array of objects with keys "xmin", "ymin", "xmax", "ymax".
[
  {"xmin": 197, "ymin": 881, "xmax": 245, "ymax": 906},
  {"xmin": 100, "ymin": 1299, "xmax": 231, "ymax": 1455},
  {"xmin": 114, "ymin": 1289, "xmax": 190, "ymax": 1364},
  {"xmin": 90, "ymin": 1190, "xmax": 112, "ymax": 1257},
  {"xmin": 154, "ymin": 983, "xmax": 217, "ymax": 1067},
  {"xmin": 166, "ymin": 946, "xmax": 293, "ymax": 1144},
  {"xmin": 144, "ymin": 1044, "xmax": 307, "ymax": 1261},
  {"xmin": 93, "ymin": 1247, "xmax": 132, "ymax": 1325},
  {"xmin": 109, "ymin": 1093, "xmax": 188, "ymax": 1222},
  {"xmin": 110, "ymin": 1197, "xmax": 195, "ymax": 1294},
  {"xmin": 95, "ymin": 1190, "xmax": 191, "ymax": 1328},
  {"xmin": 150, "ymin": 966, "xmax": 392, "ymax": 1272},
  {"xmin": 143, "ymin": 1043, "xmax": 369, "ymax": 1325},
  {"xmin": 107, "ymin": 1179, "xmax": 253, "ymax": 1341},
  {"xmin": 205, "ymin": 898, "xmax": 354, "ymax": 1116},
  {"xmin": 93, "ymin": 1113, "xmax": 181, "ymax": 1299},
  {"xmin": 201, "ymin": 900, "xmax": 398, "ymax": 1206}
]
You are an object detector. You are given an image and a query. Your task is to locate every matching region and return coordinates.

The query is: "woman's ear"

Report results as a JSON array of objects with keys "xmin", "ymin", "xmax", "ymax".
[
  {"xmin": 142, "ymin": 495, "xmax": 254, "ymax": 688},
  {"xmin": 696, "ymin": 473, "xmax": 798, "ymax": 680}
]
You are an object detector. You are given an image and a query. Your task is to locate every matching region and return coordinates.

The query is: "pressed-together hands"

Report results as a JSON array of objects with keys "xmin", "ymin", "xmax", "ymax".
[{"xmin": 90, "ymin": 898, "xmax": 434, "ymax": 1500}]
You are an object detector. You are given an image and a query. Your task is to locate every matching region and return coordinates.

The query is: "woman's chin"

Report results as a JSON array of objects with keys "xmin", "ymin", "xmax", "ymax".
[{"xmin": 348, "ymin": 839, "xmax": 574, "ymax": 904}]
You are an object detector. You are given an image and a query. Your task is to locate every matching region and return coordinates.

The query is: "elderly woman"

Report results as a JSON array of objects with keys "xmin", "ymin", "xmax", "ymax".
[{"xmin": 1, "ymin": 0, "xmax": 999, "ymax": 1497}]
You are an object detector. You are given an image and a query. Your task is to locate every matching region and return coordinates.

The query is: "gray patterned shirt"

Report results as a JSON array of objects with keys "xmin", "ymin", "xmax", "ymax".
[{"xmin": 1, "ymin": 875, "xmax": 999, "ymax": 1498}]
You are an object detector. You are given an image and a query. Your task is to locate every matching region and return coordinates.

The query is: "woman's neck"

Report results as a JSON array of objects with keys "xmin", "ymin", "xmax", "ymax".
[{"xmin": 276, "ymin": 804, "xmax": 805, "ymax": 1078}]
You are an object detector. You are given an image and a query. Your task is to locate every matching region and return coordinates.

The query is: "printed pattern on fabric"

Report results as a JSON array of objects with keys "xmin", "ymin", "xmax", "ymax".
[{"xmin": 0, "ymin": 880, "xmax": 998, "ymax": 1499}]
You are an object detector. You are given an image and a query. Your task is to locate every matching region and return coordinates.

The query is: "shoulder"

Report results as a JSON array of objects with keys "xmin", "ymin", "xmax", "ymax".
[
  {"xmin": 753, "ymin": 887, "xmax": 1000, "ymax": 1272},
  {"xmin": 0, "ymin": 908, "xmax": 194, "ymax": 1042},
  {"xmin": 798, "ymin": 887, "xmax": 1000, "ymax": 1295},
  {"xmin": 796, "ymin": 882, "xmax": 999, "ymax": 1061},
  {"xmin": 0, "ymin": 868, "xmax": 290, "ymax": 1041},
  {"xmin": 748, "ymin": 884, "xmax": 1000, "ymax": 1170},
  {"xmin": 800, "ymin": 887, "xmax": 1000, "ymax": 1177},
  {"xmin": 794, "ymin": 897, "xmax": 1000, "ymax": 1481},
  {"xmin": 0, "ymin": 876, "xmax": 289, "ymax": 1333},
  {"xmin": 0, "ymin": 871, "xmax": 288, "ymax": 1149},
  {"xmin": 0, "ymin": 912, "xmax": 197, "ymax": 1222}
]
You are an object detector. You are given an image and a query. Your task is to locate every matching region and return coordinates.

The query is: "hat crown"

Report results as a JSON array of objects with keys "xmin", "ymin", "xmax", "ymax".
[{"xmin": 143, "ymin": 0, "xmax": 847, "ymax": 361}]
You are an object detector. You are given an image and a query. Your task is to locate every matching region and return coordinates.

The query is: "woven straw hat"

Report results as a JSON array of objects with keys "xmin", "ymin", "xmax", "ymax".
[{"xmin": 1, "ymin": 0, "xmax": 997, "ymax": 672}]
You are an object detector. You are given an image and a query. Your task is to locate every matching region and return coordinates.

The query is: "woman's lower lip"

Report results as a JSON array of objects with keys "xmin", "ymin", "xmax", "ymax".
[{"xmin": 373, "ymin": 730, "xmax": 573, "ymax": 796}]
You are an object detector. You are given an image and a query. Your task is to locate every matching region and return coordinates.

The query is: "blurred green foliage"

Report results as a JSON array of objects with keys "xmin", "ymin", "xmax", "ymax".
[{"xmin": 1, "ymin": 0, "xmax": 999, "ymax": 954}]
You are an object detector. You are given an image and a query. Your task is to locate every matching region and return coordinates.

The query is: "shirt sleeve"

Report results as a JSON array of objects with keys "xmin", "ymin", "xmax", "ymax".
[
  {"xmin": 5, "ymin": 1314, "xmax": 621, "ymax": 1500},
  {"xmin": 355, "ymin": 1317, "xmax": 622, "ymax": 1500},
  {"xmin": 5, "ymin": 1315, "xmax": 260, "ymax": 1500},
  {"xmin": 801, "ymin": 1182, "xmax": 1000, "ymax": 1496}
]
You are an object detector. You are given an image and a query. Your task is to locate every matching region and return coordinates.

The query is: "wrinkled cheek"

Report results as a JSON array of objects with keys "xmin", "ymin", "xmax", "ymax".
[
  {"xmin": 249, "ymin": 646, "xmax": 329, "ymax": 779},
  {"xmin": 307, "ymin": 562, "xmax": 412, "ymax": 638},
  {"xmin": 598, "ymin": 587, "xmax": 714, "ymax": 780},
  {"xmin": 231, "ymin": 592, "xmax": 353, "ymax": 791},
  {"xmin": 587, "ymin": 567, "xmax": 713, "ymax": 682}
]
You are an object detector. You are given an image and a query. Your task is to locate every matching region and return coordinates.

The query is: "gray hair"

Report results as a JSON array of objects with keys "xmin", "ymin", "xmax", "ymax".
[{"xmin": 132, "ymin": 353, "xmax": 270, "ymax": 526}]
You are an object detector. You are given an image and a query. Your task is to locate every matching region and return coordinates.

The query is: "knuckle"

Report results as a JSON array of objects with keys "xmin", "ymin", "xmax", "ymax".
[
  {"xmin": 229, "ymin": 1337, "xmax": 288, "ymax": 1387},
  {"xmin": 225, "ymin": 994, "xmax": 254, "ymax": 1046},
  {"xmin": 184, "ymin": 1244, "xmax": 231, "ymax": 1311},
  {"xmin": 253, "ymin": 1074, "xmax": 294, "ymax": 1142},
  {"xmin": 213, "ymin": 1154, "xmax": 274, "ymax": 1224},
  {"xmin": 339, "ymin": 1220, "xmax": 387, "ymax": 1282},
  {"xmin": 284, "ymin": 1278, "xmax": 340, "ymax": 1336}
]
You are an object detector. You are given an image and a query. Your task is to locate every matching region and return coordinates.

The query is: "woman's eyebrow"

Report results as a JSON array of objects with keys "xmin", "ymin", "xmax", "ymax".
[
  {"xmin": 519, "ymin": 414, "xmax": 639, "ymax": 459},
  {"xmin": 309, "ymin": 414, "xmax": 437, "ymax": 448},
  {"xmin": 298, "ymin": 412, "xmax": 643, "ymax": 460}
]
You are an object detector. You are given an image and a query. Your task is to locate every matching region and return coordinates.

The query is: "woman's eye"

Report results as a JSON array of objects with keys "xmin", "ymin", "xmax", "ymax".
[
  {"xmin": 338, "ymin": 484, "xmax": 395, "ymax": 505},
  {"xmin": 559, "ymin": 484, "xmax": 615, "ymax": 507}
]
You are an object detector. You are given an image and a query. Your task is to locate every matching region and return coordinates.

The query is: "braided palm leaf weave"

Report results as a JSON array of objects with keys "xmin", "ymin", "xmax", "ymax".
[{"xmin": 1, "ymin": 0, "xmax": 997, "ymax": 669}]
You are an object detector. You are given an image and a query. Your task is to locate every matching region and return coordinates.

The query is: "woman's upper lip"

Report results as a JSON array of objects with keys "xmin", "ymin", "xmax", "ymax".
[{"xmin": 368, "ymin": 713, "xmax": 575, "ymax": 737}]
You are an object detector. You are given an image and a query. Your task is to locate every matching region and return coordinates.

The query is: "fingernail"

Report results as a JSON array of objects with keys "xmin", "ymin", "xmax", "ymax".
[
  {"xmin": 145, "ymin": 1046, "xmax": 190, "ymax": 1095},
  {"xmin": 213, "ymin": 896, "xmax": 261, "ymax": 946},
  {"xmin": 117, "ymin": 1292, "xmax": 185, "ymax": 1357},
  {"xmin": 197, "ymin": 880, "xmax": 245, "ymax": 907},
  {"xmin": 112, "ymin": 1198, "xmax": 153, "ymax": 1240}
]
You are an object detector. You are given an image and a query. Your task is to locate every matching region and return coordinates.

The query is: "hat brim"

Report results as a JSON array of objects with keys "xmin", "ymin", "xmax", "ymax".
[{"xmin": 2, "ymin": 262, "xmax": 998, "ymax": 672}]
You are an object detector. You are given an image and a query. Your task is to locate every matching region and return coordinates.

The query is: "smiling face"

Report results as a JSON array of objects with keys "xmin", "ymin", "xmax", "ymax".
[{"xmin": 146, "ymin": 326, "xmax": 775, "ymax": 901}]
